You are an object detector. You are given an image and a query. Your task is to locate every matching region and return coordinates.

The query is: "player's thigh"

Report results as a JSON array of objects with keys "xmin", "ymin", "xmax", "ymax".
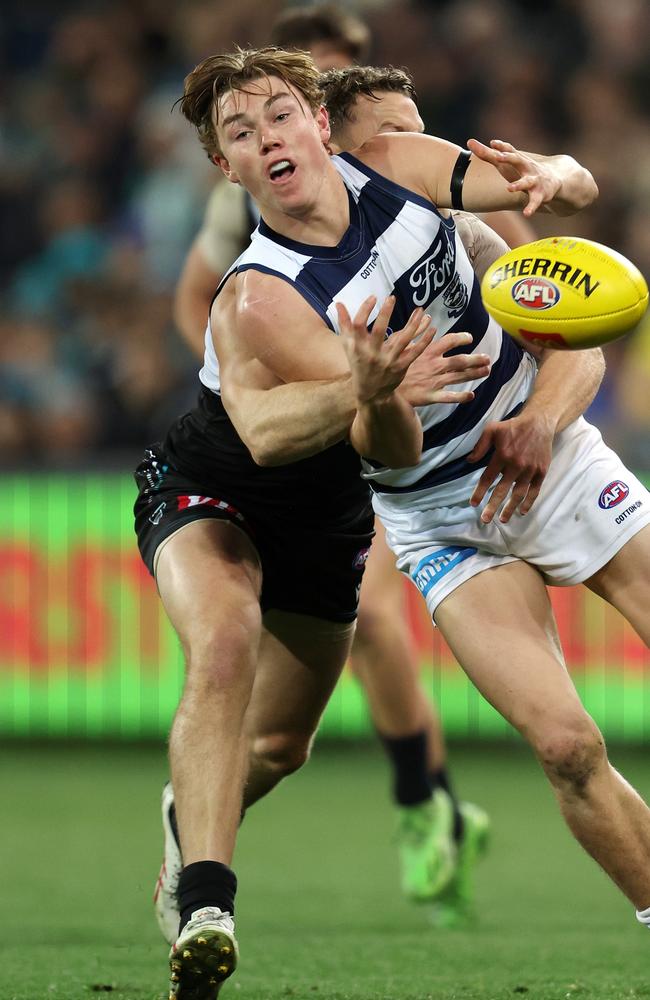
[
  {"xmin": 246, "ymin": 609, "xmax": 355, "ymax": 743},
  {"xmin": 359, "ymin": 520, "xmax": 405, "ymax": 608},
  {"xmin": 356, "ymin": 519, "xmax": 415, "ymax": 656},
  {"xmin": 155, "ymin": 518, "xmax": 263, "ymax": 656},
  {"xmin": 435, "ymin": 560, "xmax": 587, "ymax": 740},
  {"xmin": 584, "ymin": 523, "xmax": 650, "ymax": 646}
]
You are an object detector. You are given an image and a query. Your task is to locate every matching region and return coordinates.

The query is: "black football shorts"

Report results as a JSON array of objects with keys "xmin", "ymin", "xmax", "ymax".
[{"xmin": 134, "ymin": 445, "xmax": 374, "ymax": 623}]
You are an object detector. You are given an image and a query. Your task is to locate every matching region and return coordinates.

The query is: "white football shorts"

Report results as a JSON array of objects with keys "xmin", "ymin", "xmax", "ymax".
[{"xmin": 377, "ymin": 418, "xmax": 650, "ymax": 621}]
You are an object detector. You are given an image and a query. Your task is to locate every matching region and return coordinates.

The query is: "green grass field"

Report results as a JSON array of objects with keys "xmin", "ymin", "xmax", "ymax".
[{"xmin": 3, "ymin": 740, "xmax": 649, "ymax": 1000}]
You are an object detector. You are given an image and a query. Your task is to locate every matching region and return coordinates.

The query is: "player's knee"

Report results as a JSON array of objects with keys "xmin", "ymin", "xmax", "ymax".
[
  {"xmin": 251, "ymin": 731, "xmax": 313, "ymax": 778},
  {"xmin": 354, "ymin": 598, "xmax": 398, "ymax": 649},
  {"xmin": 535, "ymin": 716, "xmax": 606, "ymax": 795},
  {"xmin": 184, "ymin": 603, "xmax": 261, "ymax": 695}
]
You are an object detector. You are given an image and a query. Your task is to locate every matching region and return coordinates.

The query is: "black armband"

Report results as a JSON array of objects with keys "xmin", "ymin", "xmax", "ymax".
[{"xmin": 450, "ymin": 150, "xmax": 472, "ymax": 210}]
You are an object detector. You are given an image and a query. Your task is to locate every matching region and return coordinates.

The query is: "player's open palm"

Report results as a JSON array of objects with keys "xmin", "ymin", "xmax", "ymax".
[
  {"xmin": 400, "ymin": 331, "xmax": 491, "ymax": 406},
  {"xmin": 467, "ymin": 138, "xmax": 561, "ymax": 217},
  {"xmin": 468, "ymin": 411, "xmax": 554, "ymax": 523},
  {"xmin": 336, "ymin": 295, "xmax": 434, "ymax": 405}
]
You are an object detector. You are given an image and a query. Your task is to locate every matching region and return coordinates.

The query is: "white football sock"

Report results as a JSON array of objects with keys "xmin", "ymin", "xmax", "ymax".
[{"xmin": 635, "ymin": 904, "xmax": 650, "ymax": 926}]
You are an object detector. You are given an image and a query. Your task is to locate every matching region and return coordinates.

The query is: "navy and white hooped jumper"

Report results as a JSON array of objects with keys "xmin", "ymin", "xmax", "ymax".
[{"xmin": 201, "ymin": 152, "xmax": 537, "ymax": 515}]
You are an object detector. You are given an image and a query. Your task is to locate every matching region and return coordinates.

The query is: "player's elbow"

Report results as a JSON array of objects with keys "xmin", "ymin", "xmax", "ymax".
[
  {"xmin": 368, "ymin": 440, "xmax": 422, "ymax": 470},
  {"xmin": 248, "ymin": 439, "xmax": 284, "ymax": 467},
  {"xmin": 233, "ymin": 425, "xmax": 274, "ymax": 466},
  {"xmin": 244, "ymin": 425, "xmax": 297, "ymax": 467},
  {"xmin": 252, "ymin": 437, "xmax": 321, "ymax": 466},
  {"xmin": 554, "ymin": 169, "xmax": 599, "ymax": 216},
  {"xmin": 392, "ymin": 442, "xmax": 423, "ymax": 469},
  {"xmin": 576, "ymin": 169, "xmax": 599, "ymax": 210},
  {"xmin": 221, "ymin": 392, "xmax": 293, "ymax": 465},
  {"xmin": 546, "ymin": 158, "xmax": 599, "ymax": 217},
  {"xmin": 589, "ymin": 347, "xmax": 606, "ymax": 388}
]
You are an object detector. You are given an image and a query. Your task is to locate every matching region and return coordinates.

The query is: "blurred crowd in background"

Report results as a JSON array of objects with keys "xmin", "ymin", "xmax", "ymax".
[{"xmin": 1, "ymin": 0, "xmax": 649, "ymax": 469}]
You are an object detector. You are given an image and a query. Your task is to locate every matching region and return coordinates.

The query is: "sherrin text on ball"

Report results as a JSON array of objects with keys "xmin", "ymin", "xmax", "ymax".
[{"xmin": 480, "ymin": 237, "xmax": 648, "ymax": 349}]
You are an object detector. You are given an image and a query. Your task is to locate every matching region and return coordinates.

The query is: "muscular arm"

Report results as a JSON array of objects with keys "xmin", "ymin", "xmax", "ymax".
[
  {"xmin": 520, "ymin": 346, "xmax": 605, "ymax": 436},
  {"xmin": 356, "ymin": 133, "xmax": 598, "ymax": 219},
  {"xmin": 215, "ymin": 274, "xmax": 474, "ymax": 469},
  {"xmin": 460, "ymin": 139, "xmax": 598, "ymax": 217},
  {"xmin": 222, "ymin": 275, "xmax": 436, "ymax": 468},
  {"xmin": 468, "ymin": 346, "xmax": 605, "ymax": 523},
  {"xmin": 222, "ymin": 370, "xmax": 357, "ymax": 466},
  {"xmin": 214, "ymin": 272, "xmax": 356, "ymax": 465}
]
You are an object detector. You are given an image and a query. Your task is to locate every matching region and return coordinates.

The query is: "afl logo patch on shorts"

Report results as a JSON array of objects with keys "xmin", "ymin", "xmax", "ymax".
[
  {"xmin": 598, "ymin": 481, "xmax": 630, "ymax": 510},
  {"xmin": 512, "ymin": 277, "xmax": 560, "ymax": 311},
  {"xmin": 352, "ymin": 546, "xmax": 371, "ymax": 570},
  {"xmin": 149, "ymin": 501, "xmax": 166, "ymax": 525}
]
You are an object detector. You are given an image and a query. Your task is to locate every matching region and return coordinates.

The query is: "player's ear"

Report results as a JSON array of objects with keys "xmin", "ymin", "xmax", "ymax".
[
  {"xmin": 213, "ymin": 154, "xmax": 241, "ymax": 185},
  {"xmin": 316, "ymin": 104, "xmax": 331, "ymax": 146}
]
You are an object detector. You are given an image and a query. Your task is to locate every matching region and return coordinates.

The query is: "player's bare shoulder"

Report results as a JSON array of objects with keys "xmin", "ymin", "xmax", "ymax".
[
  {"xmin": 229, "ymin": 269, "xmax": 318, "ymax": 351},
  {"xmin": 210, "ymin": 271, "xmax": 284, "ymax": 397},
  {"xmin": 214, "ymin": 267, "xmax": 347, "ymax": 384},
  {"xmin": 211, "ymin": 269, "xmax": 284, "ymax": 365},
  {"xmin": 350, "ymin": 132, "xmax": 462, "ymax": 207}
]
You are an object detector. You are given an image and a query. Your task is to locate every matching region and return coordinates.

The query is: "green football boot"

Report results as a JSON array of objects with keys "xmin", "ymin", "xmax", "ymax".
[
  {"xmin": 396, "ymin": 789, "xmax": 457, "ymax": 902},
  {"xmin": 429, "ymin": 800, "xmax": 490, "ymax": 927}
]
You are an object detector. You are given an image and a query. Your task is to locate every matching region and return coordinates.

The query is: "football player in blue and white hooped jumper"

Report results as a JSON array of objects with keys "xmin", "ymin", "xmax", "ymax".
[{"xmin": 165, "ymin": 46, "xmax": 649, "ymax": 996}]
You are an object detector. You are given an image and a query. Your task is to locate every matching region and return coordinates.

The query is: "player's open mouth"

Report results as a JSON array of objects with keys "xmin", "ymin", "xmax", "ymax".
[{"xmin": 268, "ymin": 159, "xmax": 296, "ymax": 183}]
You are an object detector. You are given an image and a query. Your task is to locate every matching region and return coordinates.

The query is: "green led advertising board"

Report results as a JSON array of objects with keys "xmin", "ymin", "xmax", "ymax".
[{"xmin": 1, "ymin": 474, "xmax": 649, "ymax": 739}]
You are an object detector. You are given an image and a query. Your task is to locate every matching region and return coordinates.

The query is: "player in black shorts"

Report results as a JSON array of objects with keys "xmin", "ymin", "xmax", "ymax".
[
  {"xmin": 135, "ymin": 386, "xmax": 374, "ymax": 624},
  {"xmin": 134, "ymin": 384, "xmax": 373, "ymax": 995},
  {"xmin": 134, "ymin": 240, "xmax": 488, "ymax": 998}
]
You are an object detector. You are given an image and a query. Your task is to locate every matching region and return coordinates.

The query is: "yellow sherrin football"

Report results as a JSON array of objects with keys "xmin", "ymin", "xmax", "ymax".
[{"xmin": 480, "ymin": 236, "xmax": 648, "ymax": 349}]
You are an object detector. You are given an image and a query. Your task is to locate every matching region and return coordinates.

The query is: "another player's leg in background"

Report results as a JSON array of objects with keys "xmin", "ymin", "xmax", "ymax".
[
  {"xmin": 155, "ymin": 518, "xmax": 263, "ymax": 998},
  {"xmin": 243, "ymin": 609, "xmax": 356, "ymax": 806},
  {"xmin": 436, "ymin": 560, "xmax": 650, "ymax": 920},
  {"xmin": 350, "ymin": 522, "xmax": 488, "ymax": 910},
  {"xmin": 584, "ymin": 523, "xmax": 650, "ymax": 649}
]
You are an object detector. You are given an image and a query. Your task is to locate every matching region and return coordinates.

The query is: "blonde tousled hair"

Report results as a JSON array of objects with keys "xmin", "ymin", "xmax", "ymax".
[{"xmin": 179, "ymin": 46, "xmax": 324, "ymax": 158}]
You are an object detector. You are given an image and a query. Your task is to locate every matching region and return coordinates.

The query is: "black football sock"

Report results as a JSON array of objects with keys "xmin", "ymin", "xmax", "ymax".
[
  {"xmin": 178, "ymin": 861, "xmax": 237, "ymax": 932},
  {"xmin": 378, "ymin": 729, "xmax": 432, "ymax": 806},
  {"xmin": 431, "ymin": 766, "xmax": 464, "ymax": 843}
]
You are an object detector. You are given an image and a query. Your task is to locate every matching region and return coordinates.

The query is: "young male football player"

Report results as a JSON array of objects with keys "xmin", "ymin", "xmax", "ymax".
[
  {"xmin": 164, "ymin": 42, "xmax": 649, "ymax": 998},
  {"xmin": 137, "ymin": 50, "xmax": 502, "ymax": 998},
  {"xmin": 169, "ymin": 53, "xmax": 502, "ymax": 931}
]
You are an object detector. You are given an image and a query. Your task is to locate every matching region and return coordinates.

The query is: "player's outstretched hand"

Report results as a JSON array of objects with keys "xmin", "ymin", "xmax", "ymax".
[
  {"xmin": 467, "ymin": 411, "xmax": 553, "ymax": 523},
  {"xmin": 336, "ymin": 295, "xmax": 434, "ymax": 405},
  {"xmin": 400, "ymin": 331, "xmax": 491, "ymax": 406},
  {"xmin": 466, "ymin": 138, "xmax": 561, "ymax": 217}
]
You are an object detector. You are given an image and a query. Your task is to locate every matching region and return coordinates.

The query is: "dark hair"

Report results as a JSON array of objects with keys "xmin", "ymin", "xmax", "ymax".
[
  {"xmin": 271, "ymin": 4, "xmax": 371, "ymax": 63},
  {"xmin": 320, "ymin": 65, "xmax": 417, "ymax": 134},
  {"xmin": 179, "ymin": 46, "xmax": 323, "ymax": 158}
]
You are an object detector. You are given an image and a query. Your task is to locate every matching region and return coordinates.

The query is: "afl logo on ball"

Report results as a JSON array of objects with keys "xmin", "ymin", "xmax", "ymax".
[
  {"xmin": 598, "ymin": 481, "xmax": 630, "ymax": 509},
  {"xmin": 512, "ymin": 277, "xmax": 560, "ymax": 310}
]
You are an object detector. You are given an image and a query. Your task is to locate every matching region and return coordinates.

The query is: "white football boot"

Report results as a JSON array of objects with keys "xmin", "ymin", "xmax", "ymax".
[
  {"xmin": 154, "ymin": 782, "xmax": 183, "ymax": 945},
  {"xmin": 169, "ymin": 906, "xmax": 239, "ymax": 999}
]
